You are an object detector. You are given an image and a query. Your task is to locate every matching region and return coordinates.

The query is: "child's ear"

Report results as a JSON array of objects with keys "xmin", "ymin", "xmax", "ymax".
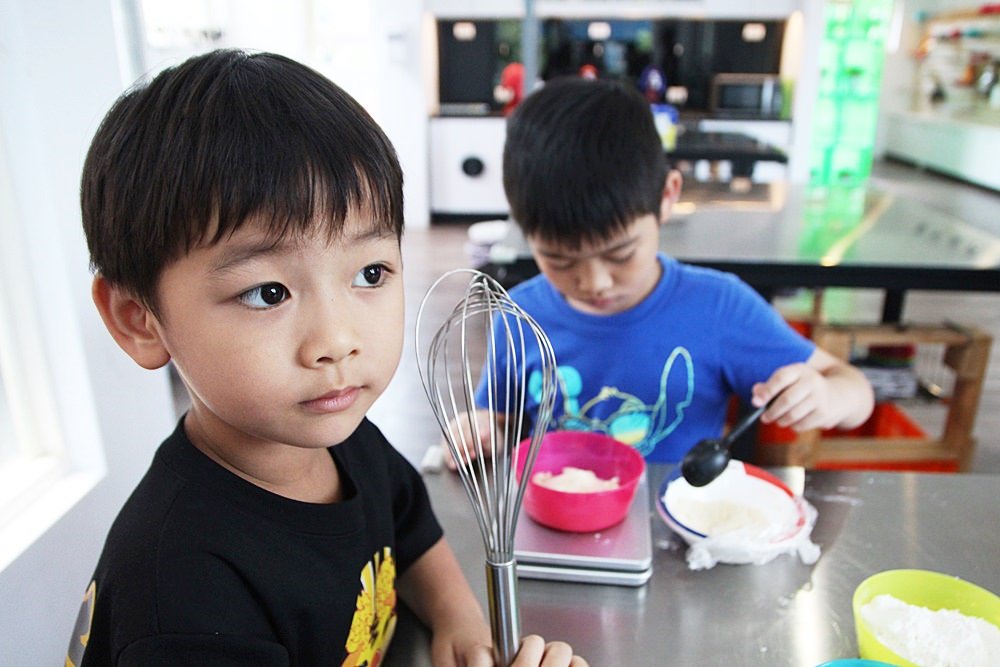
[
  {"xmin": 658, "ymin": 169, "xmax": 683, "ymax": 224},
  {"xmin": 91, "ymin": 275, "xmax": 171, "ymax": 370}
]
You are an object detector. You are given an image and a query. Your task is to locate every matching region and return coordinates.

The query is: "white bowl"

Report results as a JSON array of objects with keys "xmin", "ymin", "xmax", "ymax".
[{"xmin": 657, "ymin": 460, "xmax": 818, "ymax": 568}]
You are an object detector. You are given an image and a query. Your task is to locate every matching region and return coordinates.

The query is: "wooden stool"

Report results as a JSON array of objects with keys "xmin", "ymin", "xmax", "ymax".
[{"xmin": 756, "ymin": 322, "xmax": 993, "ymax": 472}]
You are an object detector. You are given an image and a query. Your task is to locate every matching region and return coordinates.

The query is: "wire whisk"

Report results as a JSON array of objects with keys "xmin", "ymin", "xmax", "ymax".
[{"xmin": 416, "ymin": 269, "xmax": 558, "ymax": 666}]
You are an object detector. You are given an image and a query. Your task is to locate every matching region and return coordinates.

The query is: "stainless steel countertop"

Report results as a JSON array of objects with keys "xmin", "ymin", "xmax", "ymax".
[{"xmin": 387, "ymin": 465, "xmax": 1000, "ymax": 666}]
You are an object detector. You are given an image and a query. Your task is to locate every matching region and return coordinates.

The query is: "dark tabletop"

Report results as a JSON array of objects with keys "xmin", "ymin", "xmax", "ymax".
[
  {"xmin": 670, "ymin": 129, "xmax": 787, "ymax": 164},
  {"xmin": 480, "ymin": 184, "xmax": 1000, "ymax": 322}
]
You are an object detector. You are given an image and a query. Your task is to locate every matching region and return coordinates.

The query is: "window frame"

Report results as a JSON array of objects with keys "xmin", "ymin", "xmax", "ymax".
[{"xmin": 0, "ymin": 124, "xmax": 106, "ymax": 573}]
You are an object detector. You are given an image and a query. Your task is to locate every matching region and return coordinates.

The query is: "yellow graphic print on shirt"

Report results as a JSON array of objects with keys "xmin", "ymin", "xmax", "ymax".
[
  {"xmin": 65, "ymin": 580, "xmax": 96, "ymax": 667},
  {"xmin": 343, "ymin": 546, "xmax": 397, "ymax": 667}
]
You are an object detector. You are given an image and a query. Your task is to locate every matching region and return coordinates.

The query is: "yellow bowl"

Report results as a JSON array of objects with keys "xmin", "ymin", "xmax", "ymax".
[{"xmin": 852, "ymin": 569, "xmax": 1000, "ymax": 666}]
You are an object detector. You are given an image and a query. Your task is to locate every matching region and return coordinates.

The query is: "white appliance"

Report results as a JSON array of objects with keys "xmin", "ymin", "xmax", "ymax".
[{"xmin": 429, "ymin": 116, "xmax": 509, "ymax": 219}]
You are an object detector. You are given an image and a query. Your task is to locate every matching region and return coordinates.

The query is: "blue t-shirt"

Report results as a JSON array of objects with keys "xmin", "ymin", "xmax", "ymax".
[{"xmin": 475, "ymin": 254, "xmax": 815, "ymax": 463}]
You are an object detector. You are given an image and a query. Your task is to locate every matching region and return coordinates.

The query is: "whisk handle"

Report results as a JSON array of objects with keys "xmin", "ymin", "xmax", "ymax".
[{"xmin": 485, "ymin": 559, "xmax": 520, "ymax": 666}]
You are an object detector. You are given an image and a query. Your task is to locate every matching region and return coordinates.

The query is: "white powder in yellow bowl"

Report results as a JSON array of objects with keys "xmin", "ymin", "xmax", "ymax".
[
  {"xmin": 860, "ymin": 593, "xmax": 1000, "ymax": 667},
  {"xmin": 532, "ymin": 467, "xmax": 620, "ymax": 493}
]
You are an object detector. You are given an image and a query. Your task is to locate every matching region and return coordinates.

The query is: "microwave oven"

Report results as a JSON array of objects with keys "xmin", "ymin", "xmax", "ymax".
[{"xmin": 709, "ymin": 74, "xmax": 784, "ymax": 117}]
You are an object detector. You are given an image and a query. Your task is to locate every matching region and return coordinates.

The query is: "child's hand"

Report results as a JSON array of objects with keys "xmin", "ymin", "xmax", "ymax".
[
  {"xmin": 510, "ymin": 635, "xmax": 589, "ymax": 667},
  {"xmin": 440, "ymin": 409, "xmax": 504, "ymax": 471},
  {"xmin": 753, "ymin": 348, "xmax": 875, "ymax": 433},
  {"xmin": 752, "ymin": 362, "xmax": 835, "ymax": 432},
  {"xmin": 444, "ymin": 634, "xmax": 588, "ymax": 667}
]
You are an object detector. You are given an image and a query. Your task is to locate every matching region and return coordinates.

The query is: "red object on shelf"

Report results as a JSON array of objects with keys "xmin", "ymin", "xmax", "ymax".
[
  {"xmin": 815, "ymin": 459, "xmax": 958, "ymax": 472},
  {"xmin": 784, "ymin": 318, "xmax": 813, "ymax": 338},
  {"xmin": 497, "ymin": 62, "xmax": 524, "ymax": 116},
  {"xmin": 831, "ymin": 402, "xmax": 926, "ymax": 439},
  {"xmin": 756, "ymin": 402, "xmax": 927, "ymax": 445},
  {"xmin": 755, "ymin": 403, "xmax": 960, "ymax": 472}
]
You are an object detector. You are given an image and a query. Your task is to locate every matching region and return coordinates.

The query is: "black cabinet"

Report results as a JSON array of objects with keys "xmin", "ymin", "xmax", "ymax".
[
  {"xmin": 436, "ymin": 17, "xmax": 785, "ymax": 113},
  {"xmin": 657, "ymin": 20, "xmax": 785, "ymax": 110},
  {"xmin": 438, "ymin": 20, "xmax": 498, "ymax": 106}
]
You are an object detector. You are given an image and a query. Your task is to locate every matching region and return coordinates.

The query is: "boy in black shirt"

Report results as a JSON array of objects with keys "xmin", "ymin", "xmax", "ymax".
[{"xmin": 67, "ymin": 49, "xmax": 585, "ymax": 667}]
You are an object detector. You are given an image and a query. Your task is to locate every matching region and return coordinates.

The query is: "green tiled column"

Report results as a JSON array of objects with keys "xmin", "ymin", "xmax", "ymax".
[{"xmin": 809, "ymin": 0, "xmax": 893, "ymax": 186}]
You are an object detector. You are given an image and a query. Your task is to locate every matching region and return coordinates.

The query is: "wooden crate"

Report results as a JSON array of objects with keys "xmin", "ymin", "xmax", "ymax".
[{"xmin": 755, "ymin": 322, "xmax": 993, "ymax": 472}]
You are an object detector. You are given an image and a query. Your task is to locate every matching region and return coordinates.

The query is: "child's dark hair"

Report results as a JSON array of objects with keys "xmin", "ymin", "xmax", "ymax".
[
  {"xmin": 81, "ymin": 49, "xmax": 403, "ymax": 314},
  {"xmin": 502, "ymin": 76, "xmax": 667, "ymax": 248}
]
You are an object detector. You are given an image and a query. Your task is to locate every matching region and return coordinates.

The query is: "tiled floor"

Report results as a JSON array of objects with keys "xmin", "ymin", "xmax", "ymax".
[{"xmin": 174, "ymin": 159, "xmax": 1000, "ymax": 473}]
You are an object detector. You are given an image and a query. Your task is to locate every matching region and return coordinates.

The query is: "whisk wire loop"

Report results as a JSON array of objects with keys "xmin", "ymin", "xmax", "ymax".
[{"xmin": 416, "ymin": 269, "xmax": 558, "ymax": 666}]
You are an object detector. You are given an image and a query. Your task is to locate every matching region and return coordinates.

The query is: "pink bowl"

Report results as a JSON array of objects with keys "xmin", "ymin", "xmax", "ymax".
[{"xmin": 516, "ymin": 431, "xmax": 646, "ymax": 533}]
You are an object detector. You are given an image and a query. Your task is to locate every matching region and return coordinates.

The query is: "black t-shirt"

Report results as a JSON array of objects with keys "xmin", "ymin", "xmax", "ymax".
[{"xmin": 67, "ymin": 417, "xmax": 442, "ymax": 666}]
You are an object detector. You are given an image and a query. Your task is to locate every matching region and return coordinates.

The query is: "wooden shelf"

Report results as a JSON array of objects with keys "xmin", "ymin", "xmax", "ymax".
[
  {"xmin": 756, "ymin": 322, "xmax": 993, "ymax": 472},
  {"xmin": 926, "ymin": 8, "xmax": 1000, "ymax": 24}
]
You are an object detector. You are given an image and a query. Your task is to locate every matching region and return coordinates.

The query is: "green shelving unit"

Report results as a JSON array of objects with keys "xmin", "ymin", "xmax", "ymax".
[{"xmin": 809, "ymin": 0, "xmax": 894, "ymax": 187}]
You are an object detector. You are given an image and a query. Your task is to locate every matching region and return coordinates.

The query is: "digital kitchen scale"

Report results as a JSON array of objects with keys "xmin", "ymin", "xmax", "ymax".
[{"xmin": 514, "ymin": 471, "xmax": 653, "ymax": 586}]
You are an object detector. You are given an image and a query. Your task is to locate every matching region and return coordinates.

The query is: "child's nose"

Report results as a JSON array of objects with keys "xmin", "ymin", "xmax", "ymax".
[
  {"xmin": 576, "ymin": 260, "xmax": 613, "ymax": 294},
  {"xmin": 298, "ymin": 299, "xmax": 360, "ymax": 367}
]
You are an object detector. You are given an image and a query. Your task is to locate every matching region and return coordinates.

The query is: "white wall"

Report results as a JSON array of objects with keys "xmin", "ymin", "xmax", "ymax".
[
  {"xmin": 0, "ymin": 1, "xmax": 177, "ymax": 664},
  {"xmin": 787, "ymin": 1, "xmax": 826, "ymax": 182},
  {"xmin": 876, "ymin": 0, "xmax": 927, "ymax": 155},
  {"xmin": 368, "ymin": 0, "xmax": 432, "ymax": 231},
  {"xmin": 876, "ymin": 0, "xmax": 990, "ymax": 156}
]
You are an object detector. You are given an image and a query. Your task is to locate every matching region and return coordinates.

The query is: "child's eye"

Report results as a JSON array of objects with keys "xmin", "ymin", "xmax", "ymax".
[
  {"xmin": 238, "ymin": 283, "xmax": 289, "ymax": 309},
  {"xmin": 545, "ymin": 258, "xmax": 574, "ymax": 271},
  {"xmin": 607, "ymin": 251, "xmax": 635, "ymax": 264},
  {"xmin": 352, "ymin": 263, "xmax": 388, "ymax": 288}
]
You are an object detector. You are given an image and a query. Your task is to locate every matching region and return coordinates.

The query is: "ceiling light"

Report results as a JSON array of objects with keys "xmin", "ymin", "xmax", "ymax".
[
  {"xmin": 742, "ymin": 23, "xmax": 767, "ymax": 42},
  {"xmin": 588, "ymin": 22, "xmax": 612, "ymax": 41},
  {"xmin": 453, "ymin": 22, "xmax": 477, "ymax": 41}
]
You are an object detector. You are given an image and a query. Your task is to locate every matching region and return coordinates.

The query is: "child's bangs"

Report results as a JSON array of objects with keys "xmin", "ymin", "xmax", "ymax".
[
  {"xmin": 179, "ymin": 51, "xmax": 403, "ymax": 249},
  {"xmin": 202, "ymin": 156, "xmax": 401, "ymax": 248},
  {"xmin": 535, "ymin": 206, "xmax": 638, "ymax": 252},
  {"xmin": 520, "ymin": 170, "xmax": 653, "ymax": 250}
]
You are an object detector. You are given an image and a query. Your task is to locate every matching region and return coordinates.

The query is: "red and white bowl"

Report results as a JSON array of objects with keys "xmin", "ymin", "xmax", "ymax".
[{"xmin": 657, "ymin": 460, "xmax": 816, "ymax": 567}]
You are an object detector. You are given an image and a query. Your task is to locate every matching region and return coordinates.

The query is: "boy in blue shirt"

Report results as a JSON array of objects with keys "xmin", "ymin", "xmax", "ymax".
[
  {"xmin": 451, "ymin": 76, "xmax": 873, "ymax": 466},
  {"xmin": 68, "ymin": 49, "xmax": 585, "ymax": 667}
]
